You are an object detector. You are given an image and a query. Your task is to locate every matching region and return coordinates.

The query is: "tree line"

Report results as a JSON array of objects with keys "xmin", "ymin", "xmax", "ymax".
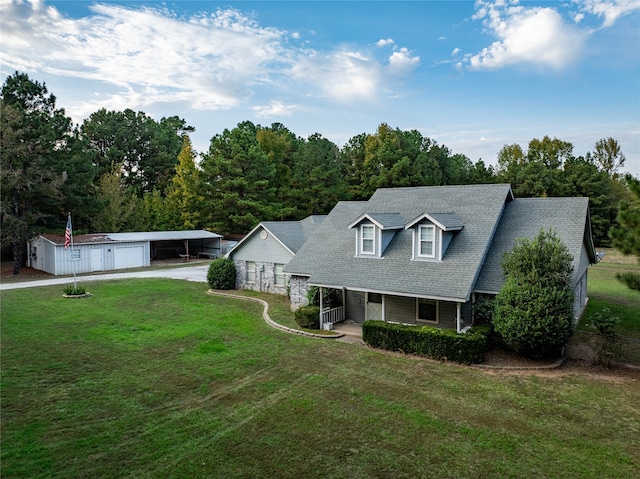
[{"xmin": 1, "ymin": 72, "xmax": 636, "ymax": 272}]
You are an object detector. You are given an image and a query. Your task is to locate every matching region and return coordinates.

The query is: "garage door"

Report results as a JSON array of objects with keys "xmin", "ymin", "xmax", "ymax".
[{"xmin": 114, "ymin": 246, "xmax": 145, "ymax": 270}]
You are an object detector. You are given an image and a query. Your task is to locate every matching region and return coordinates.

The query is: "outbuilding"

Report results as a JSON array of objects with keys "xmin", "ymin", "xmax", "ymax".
[{"xmin": 28, "ymin": 230, "xmax": 222, "ymax": 276}]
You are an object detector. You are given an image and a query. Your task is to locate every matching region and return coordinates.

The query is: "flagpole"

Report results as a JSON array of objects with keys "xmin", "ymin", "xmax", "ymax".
[{"xmin": 66, "ymin": 212, "xmax": 77, "ymax": 289}]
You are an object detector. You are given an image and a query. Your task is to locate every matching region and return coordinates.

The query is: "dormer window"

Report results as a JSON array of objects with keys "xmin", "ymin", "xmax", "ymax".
[
  {"xmin": 406, "ymin": 212, "xmax": 464, "ymax": 262},
  {"xmin": 361, "ymin": 224, "xmax": 375, "ymax": 254},
  {"xmin": 418, "ymin": 225, "xmax": 435, "ymax": 258},
  {"xmin": 349, "ymin": 212, "xmax": 404, "ymax": 258}
]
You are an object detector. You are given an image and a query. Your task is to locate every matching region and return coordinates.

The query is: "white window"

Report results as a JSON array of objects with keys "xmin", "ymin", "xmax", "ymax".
[
  {"xmin": 246, "ymin": 261, "xmax": 256, "ymax": 283},
  {"xmin": 70, "ymin": 248, "xmax": 81, "ymax": 261},
  {"xmin": 417, "ymin": 299, "xmax": 438, "ymax": 323},
  {"xmin": 275, "ymin": 263, "xmax": 285, "ymax": 286},
  {"xmin": 361, "ymin": 224, "xmax": 375, "ymax": 254},
  {"xmin": 418, "ymin": 225, "xmax": 435, "ymax": 258}
]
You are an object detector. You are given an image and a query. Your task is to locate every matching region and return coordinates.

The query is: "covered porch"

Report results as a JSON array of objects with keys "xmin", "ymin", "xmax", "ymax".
[{"xmin": 316, "ymin": 285, "xmax": 471, "ymax": 333}]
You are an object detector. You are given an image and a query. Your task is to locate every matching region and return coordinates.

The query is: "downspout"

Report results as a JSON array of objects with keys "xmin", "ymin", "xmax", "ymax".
[{"xmin": 456, "ymin": 302, "xmax": 462, "ymax": 334}]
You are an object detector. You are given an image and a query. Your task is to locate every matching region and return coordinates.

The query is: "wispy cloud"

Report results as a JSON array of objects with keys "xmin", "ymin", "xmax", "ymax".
[
  {"xmin": 579, "ymin": 0, "xmax": 640, "ymax": 27},
  {"xmin": 289, "ymin": 50, "xmax": 382, "ymax": 101},
  {"xmin": 0, "ymin": 0, "xmax": 420, "ymax": 115},
  {"xmin": 252, "ymin": 101, "xmax": 297, "ymax": 118}
]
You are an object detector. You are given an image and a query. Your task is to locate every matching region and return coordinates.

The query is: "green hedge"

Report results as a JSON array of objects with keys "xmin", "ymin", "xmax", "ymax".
[
  {"xmin": 294, "ymin": 305, "xmax": 320, "ymax": 329},
  {"xmin": 362, "ymin": 321, "xmax": 490, "ymax": 364}
]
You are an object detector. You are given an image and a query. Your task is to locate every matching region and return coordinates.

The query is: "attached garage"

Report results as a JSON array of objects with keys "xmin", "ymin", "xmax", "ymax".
[{"xmin": 28, "ymin": 230, "xmax": 222, "ymax": 276}]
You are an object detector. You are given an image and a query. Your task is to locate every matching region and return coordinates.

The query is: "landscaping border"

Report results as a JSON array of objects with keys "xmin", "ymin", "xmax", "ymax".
[{"xmin": 207, "ymin": 290, "xmax": 345, "ymax": 339}]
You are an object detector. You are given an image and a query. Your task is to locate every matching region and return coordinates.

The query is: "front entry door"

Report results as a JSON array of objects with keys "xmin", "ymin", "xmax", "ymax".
[{"xmin": 366, "ymin": 293, "xmax": 383, "ymax": 321}]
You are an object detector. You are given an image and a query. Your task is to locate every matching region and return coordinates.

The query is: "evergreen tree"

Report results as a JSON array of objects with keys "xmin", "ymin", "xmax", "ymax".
[
  {"xmin": 165, "ymin": 135, "xmax": 203, "ymax": 230},
  {"xmin": 610, "ymin": 175, "xmax": 640, "ymax": 290},
  {"xmin": 200, "ymin": 121, "xmax": 280, "ymax": 235},
  {"xmin": 288, "ymin": 133, "xmax": 346, "ymax": 216},
  {"xmin": 0, "ymin": 72, "xmax": 79, "ymax": 273},
  {"xmin": 493, "ymin": 229, "xmax": 575, "ymax": 358},
  {"xmin": 91, "ymin": 166, "xmax": 139, "ymax": 232},
  {"xmin": 81, "ymin": 109, "xmax": 192, "ymax": 196}
]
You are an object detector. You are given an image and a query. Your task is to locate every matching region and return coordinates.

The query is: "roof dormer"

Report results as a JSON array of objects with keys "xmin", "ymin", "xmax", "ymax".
[
  {"xmin": 348, "ymin": 213, "xmax": 404, "ymax": 258},
  {"xmin": 405, "ymin": 212, "xmax": 464, "ymax": 261}
]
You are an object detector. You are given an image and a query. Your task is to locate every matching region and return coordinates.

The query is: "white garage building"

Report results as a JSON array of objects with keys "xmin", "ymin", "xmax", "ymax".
[{"xmin": 28, "ymin": 230, "xmax": 222, "ymax": 276}]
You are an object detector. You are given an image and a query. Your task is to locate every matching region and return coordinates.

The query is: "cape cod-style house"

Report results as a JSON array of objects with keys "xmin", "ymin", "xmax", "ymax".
[{"xmin": 284, "ymin": 184, "xmax": 597, "ymax": 331}]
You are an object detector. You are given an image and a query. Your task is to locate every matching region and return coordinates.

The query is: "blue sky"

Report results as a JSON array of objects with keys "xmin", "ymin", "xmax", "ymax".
[{"xmin": 2, "ymin": 0, "xmax": 639, "ymax": 174}]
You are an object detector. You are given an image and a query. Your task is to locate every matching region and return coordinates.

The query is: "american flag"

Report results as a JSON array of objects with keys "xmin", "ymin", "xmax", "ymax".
[{"xmin": 64, "ymin": 215, "xmax": 72, "ymax": 250}]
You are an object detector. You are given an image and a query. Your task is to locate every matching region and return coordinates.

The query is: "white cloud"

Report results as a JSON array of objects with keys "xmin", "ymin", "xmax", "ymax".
[
  {"xmin": 0, "ymin": 0, "xmax": 421, "ymax": 114},
  {"xmin": 452, "ymin": 47, "xmax": 462, "ymax": 56},
  {"xmin": 376, "ymin": 38, "xmax": 394, "ymax": 47},
  {"xmin": 578, "ymin": 0, "xmax": 640, "ymax": 28},
  {"xmin": 289, "ymin": 50, "xmax": 382, "ymax": 101},
  {"xmin": 466, "ymin": 0, "xmax": 587, "ymax": 70},
  {"xmin": 252, "ymin": 101, "xmax": 297, "ymax": 118},
  {"xmin": 1, "ymin": 1, "xmax": 288, "ymax": 111},
  {"xmin": 464, "ymin": 0, "xmax": 640, "ymax": 71},
  {"xmin": 387, "ymin": 48, "xmax": 420, "ymax": 76}
]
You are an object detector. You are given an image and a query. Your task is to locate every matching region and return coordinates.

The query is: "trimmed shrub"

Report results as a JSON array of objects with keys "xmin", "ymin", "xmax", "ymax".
[
  {"xmin": 294, "ymin": 305, "xmax": 320, "ymax": 329},
  {"xmin": 207, "ymin": 257, "xmax": 236, "ymax": 290},
  {"xmin": 362, "ymin": 321, "xmax": 490, "ymax": 364},
  {"xmin": 493, "ymin": 279, "xmax": 574, "ymax": 358}
]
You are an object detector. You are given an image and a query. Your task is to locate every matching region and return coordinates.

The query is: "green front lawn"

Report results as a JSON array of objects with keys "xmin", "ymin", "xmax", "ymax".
[
  {"xmin": 2, "ymin": 279, "xmax": 639, "ymax": 478},
  {"xmin": 582, "ymin": 260, "xmax": 640, "ymax": 338}
]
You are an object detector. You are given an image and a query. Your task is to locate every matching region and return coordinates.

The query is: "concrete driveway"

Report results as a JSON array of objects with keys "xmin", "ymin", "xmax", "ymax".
[{"xmin": 0, "ymin": 265, "xmax": 210, "ymax": 291}]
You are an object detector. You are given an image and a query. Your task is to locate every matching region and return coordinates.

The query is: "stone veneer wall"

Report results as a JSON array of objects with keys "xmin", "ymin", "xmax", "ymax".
[
  {"xmin": 233, "ymin": 260, "xmax": 288, "ymax": 295},
  {"xmin": 289, "ymin": 275, "xmax": 309, "ymax": 311}
]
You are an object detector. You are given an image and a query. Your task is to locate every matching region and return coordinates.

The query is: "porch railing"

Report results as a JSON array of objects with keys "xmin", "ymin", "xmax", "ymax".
[{"xmin": 321, "ymin": 306, "xmax": 344, "ymax": 326}]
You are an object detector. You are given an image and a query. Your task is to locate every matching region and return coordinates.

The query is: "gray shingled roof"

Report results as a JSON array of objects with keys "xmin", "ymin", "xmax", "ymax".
[
  {"xmin": 349, "ymin": 213, "xmax": 405, "ymax": 230},
  {"xmin": 474, "ymin": 197, "xmax": 596, "ymax": 293},
  {"xmin": 285, "ymin": 184, "xmax": 514, "ymax": 302},
  {"xmin": 226, "ymin": 215, "xmax": 326, "ymax": 256},
  {"xmin": 405, "ymin": 212, "xmax": 464, "ymax": 231}
]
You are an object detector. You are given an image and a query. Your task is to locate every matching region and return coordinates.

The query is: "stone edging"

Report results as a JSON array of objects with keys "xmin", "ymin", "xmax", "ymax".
[
  {"xmin": 207, "ymin": 290, "xmax": 345, "ymax": 339},
  {"xmin": 470, "ymin": 355, "xmax": 568, "ymax": 371}
]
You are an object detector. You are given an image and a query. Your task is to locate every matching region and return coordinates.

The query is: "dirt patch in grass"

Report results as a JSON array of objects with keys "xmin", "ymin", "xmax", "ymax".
[{"xmin": 0, "ymin": 262, "xmax": 52, "ymax": 282}]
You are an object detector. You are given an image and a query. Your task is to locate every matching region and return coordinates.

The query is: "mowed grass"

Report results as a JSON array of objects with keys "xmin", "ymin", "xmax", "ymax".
[
  {"xmin": 2, "ymin": 279, "xmax": 640, "ymax": 479},
  {"xmin": 581, "ymin": 253, "xmax": 640, "ymax": 339}
]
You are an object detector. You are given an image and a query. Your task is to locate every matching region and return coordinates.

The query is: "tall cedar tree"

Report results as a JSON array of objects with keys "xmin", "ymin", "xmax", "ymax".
[{"xmin": 164, "ymin": 135, "xmax": 204, "ymax": 230}]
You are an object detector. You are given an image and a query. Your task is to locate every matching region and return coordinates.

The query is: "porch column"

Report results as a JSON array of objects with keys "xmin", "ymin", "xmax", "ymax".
[
  {"xmin": 456, "ymin": 302, "xmax": 462, "ymax": 333},
  {"xmin": 342, "ymin": 287, "xmax": 347, "ymax": 322},
  {"xmin": 319, "ymin": 287, "xmax": 324, "ymax": 328}
]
